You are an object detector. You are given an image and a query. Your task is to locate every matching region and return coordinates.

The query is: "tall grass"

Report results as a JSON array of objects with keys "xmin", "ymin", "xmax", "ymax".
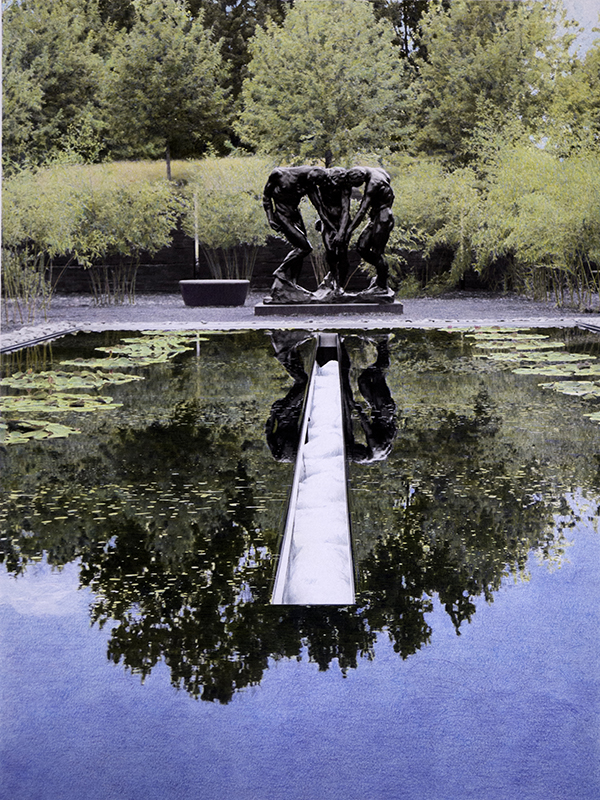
[
  {"xmin": 2, "ymin": 156, "xmax": 274, "ymax": 316},
  {"xmin": 179, "ymin": 156, "xmax": 274, "ymax": 280},
  {"xmin": 385, "ymin": 147, "xmax": 600, "ymax": 307}
]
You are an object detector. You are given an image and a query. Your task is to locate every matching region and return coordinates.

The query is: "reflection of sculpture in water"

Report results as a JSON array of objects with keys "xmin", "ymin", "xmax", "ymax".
[
  {"xmin": 263, "ymin": 166, "xmax": 396, "ymax": 305},
  {"xmin": 5, "ymin": 334, "xmax": 575, "ymax": 703},
  {"xmin": 341, "ymin": 335, "xmax": 397, "ymax": 463},
  {"xmin": 265, "ymin": 332, "xmax": 397, "ymax": 465},
  {"xmin": 264, "ymin": 330, "xmax": 312, "ymax": 461}
]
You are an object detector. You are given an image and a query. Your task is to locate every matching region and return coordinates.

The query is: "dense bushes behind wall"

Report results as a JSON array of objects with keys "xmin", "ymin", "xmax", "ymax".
[{"xmin": 50, "ymin": 232, "xmax": 370, "ymax": 293}]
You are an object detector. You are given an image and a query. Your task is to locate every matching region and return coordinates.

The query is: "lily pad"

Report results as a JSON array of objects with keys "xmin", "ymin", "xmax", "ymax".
[
  {"xmin": 1, "ymin": 394, "xmax": 122, "ymax": 414},
  {"xmin": 477, "ymin": 351, "xmax": 591, "ymax": 363},
  {"xmin": 539, "ymin": 381, "xmax": 600, "ymax": 398},
  {"xmin": 0, "ymin": 419, "xmax": 81, "ymax": 445},
  {"xmin": 467, "ymin": 332, "xmax": 551, "ymax": 341},
  {"xmin": 513, "ymin": 364, "xmax": 600, "ymax": 377},
  {"xmin": 474, "ymin": 341, "xmax": 563, "ymax": 351},
  {"xmin": 1, "ymin": 370, "xmax": 144, "ymax": 391},
  {"xmin": 61, "ymin": 356, "xmax": 144, "ymax": 370},
  {"xmin": 95, "ymin": 333, "xmax": 196, "ymax": 363},
  {"xmin": 61, "ymin": 333, "xmax": 201, "ymax": 369}
]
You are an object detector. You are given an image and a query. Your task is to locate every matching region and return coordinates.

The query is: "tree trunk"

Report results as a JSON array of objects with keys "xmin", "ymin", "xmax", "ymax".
[{"xmin": 165, "ymin": 140, "xmax": 172, "ymax": 181}]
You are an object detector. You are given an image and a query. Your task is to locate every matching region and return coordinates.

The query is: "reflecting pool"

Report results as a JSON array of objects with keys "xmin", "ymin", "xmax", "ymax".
[{"xmin": 1, "ymin": 327, "xmax": 599, "ymax": 799}]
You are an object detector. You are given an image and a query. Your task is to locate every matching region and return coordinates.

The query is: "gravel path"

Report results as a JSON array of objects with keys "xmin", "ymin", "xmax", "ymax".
[{"xmin": 2, "ymin": 290, "xmax": 600, "ymax": 351}]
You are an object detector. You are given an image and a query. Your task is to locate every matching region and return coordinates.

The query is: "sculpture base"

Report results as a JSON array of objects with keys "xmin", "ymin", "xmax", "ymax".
[{"xmin": 255, "ymin": 301, "xmax": 404, "ymax": 317}]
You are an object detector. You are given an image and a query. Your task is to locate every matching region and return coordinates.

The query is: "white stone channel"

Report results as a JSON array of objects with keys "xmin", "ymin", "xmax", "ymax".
[{"xmin": 272, "ymin": 353, "xmax": 355, "ymax": 605}]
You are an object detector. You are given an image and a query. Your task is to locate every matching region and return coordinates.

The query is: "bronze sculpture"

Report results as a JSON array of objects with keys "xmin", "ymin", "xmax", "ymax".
[
  {"xmin": 262, "ymin": 166, "xmax": 329, "ymax": 303},
  {"xmin": 343, "ymin": 167, "xmax": 395, "ymax": 303},
  {"xmin": 262, "ymin": 165, "xmax": 396, "ymax": 305}
]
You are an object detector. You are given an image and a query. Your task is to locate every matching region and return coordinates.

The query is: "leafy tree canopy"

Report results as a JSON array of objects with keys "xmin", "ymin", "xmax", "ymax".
[
  {"xmin": 408, "ymin": 0, "xmax": 579, "ymax": 164},
  {"xmin": 369, "ymin": 0, "xmax": 447, "ymax": 60},
  {"xmin": 2, "ymin": 0, "xmax": 109, "ymax": 168},
  {"xmin": 236, "ymin": 0, "xmax": 410, "ymax": 164},
  {"xmin": 103, "ymin": 0, "xmax": 230, "ymax": 177},
  {"xmin": 189, "ymin": 0, "xmax": 290, "ymax": 99},
  {"xmin": 548, "ymin": 36, "xmax": 600, "ymax": 155}
]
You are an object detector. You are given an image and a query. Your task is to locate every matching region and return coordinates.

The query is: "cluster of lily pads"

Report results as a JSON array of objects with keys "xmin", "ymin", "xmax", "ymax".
[
  {"xmin": 1, "ymin": 332, "xmax": 205, "ymax": 445},
  {"xmin": 468, "ymin": 328, "xmax": 600, "ymax": 423}
]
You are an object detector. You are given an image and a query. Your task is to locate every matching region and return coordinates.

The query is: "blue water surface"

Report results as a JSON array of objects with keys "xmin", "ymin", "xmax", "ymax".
[{"xmin": 1, "ymin": 507, "xmax": 598, "ymax": 800}]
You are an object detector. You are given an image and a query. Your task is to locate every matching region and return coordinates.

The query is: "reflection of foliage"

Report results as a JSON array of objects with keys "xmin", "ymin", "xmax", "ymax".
[
  {"xmin": 1, "ymin": 328, "xmax": 598, "ymax": 704},
  {"xmin": 468, "ymin": 327, "xmax": 600, "ymax": 423},
  {"xmin": 352, "ymin": 384, "xmax": 556, "ymax": 647},
  {"xmin": 0, "ymin": 332, "xmax": 202, "ymax": 445}
]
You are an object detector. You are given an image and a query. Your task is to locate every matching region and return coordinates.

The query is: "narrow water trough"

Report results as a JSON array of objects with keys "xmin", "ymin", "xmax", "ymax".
[{"xmin": 271, "ymin": 333, "xmax": 355, "ymax": 605}]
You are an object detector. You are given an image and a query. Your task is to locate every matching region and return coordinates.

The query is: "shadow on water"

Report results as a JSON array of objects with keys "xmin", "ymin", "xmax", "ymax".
[{"xmin": 1, "ymin": 328, "xmax": 598, "ymax": 702}]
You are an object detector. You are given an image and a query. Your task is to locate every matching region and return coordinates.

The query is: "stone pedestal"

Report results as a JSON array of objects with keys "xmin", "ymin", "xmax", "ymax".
[{"xmin": 255, "ymin": 301, "xmax": 403, "ymax": 317}]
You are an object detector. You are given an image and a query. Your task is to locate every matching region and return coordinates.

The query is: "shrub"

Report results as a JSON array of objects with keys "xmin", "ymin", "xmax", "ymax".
[
  {"xmin": 179, "ymin": 156, "xmax": 273, "ymax": 279},
  {"xmin": 385, "ymin": 157, "xmax": 481, "ymax": 292},
  {"xmin": 474, "ymin": 146, "xmax": 600, "ymax": 308},
  {"xmin": 2, "ymin": 162, "xmax": 179, "ymax": 313}
]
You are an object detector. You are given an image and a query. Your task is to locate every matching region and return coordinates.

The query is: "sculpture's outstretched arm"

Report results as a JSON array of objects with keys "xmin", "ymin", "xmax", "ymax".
[
  {"xmin": 346, "ymin": 185, "xmax": 372, "ymax": 240},
  {"xmin": 262, "ymin": 174, "xmax": 283, "ymax": 233},
  {"xmin": 307, "ymin": 188, "xmax": 335, "ymax": 232}
]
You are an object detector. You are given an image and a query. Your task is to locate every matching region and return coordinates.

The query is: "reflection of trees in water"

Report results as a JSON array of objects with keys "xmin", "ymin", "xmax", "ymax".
[{"xmin": 0, "ymin": 332, "xmax": 583, "ymax": 703}]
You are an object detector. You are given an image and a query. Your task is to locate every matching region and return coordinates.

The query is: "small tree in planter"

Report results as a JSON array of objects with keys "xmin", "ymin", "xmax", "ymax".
[{"xmin": 179, "ymin": 156, "xmax": 273, "ymax": 305}]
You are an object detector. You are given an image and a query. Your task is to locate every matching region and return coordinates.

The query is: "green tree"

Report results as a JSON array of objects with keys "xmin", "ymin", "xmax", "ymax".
[
  {"xmin": 408, "ymin": 0, "xmax": 578, "ymax": 164},
  {"xmin": 104, "ymin": 0, "xmax": 230, "ymax": 178},
  {"xmin": 2, "ymin": 0, "xmax": 108, "ymax": 169},
  {"xmin": 189, "ymin": 0, "xmax": 289, "ymax": 100},
  {"xmin": 549, "ymin": 37, "xmax": 600, "ymax": 155},
  {"xmin": 98, "ymin": 0, "xmax": 137, "ymax": 29},
  {"xmin": 236, "ymin": 0, "xmax": 409, "ymax": 164},
  {"xmin": 368, "ymin": 0, "xmax": 444, "ymax": 60}
]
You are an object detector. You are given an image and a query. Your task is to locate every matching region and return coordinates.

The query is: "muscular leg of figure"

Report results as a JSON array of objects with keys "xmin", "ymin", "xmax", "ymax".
[
  {"xmin": 272, "ymin": 208, "xmax": 313, "ymax": 285},
  {"xmin": 323, "ymin": 229, "xmax": 349, "ymax": 290},
  {"xmin": 266, "ymin": 206, "xmax": 318, "ymax": 304},
  {"xmin": 356, "ymin": 214, "xmax": 394, "ymax": 301}
]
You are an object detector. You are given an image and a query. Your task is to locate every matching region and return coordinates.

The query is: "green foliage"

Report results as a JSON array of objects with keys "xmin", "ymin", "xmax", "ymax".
[
  {"xmin": 408, "ymin": 0, "xmax": 578, "ymax": 164},
  {"xmin": 179, "ymin": 156, "xmax": 273, "ymax": 278},
  {"xmin": 2, "ymin": 0, "xmax": 109, "ymax": 169},
  {"xmin": 383, "ymin": 143, "xmax": 600, "ymax": 303},
  {"xmin": 368, "ymin": 0, "xmax": 436, "ymax": 60},
  {"xmin": 473, "ymin": 146, "xmax": 600, "ymax": 307},
  {"xmin": 547, "ymin": 38, "xmax": 600, "ymax": 155},
  {"xmin": 2, "ymin": 164, "xmax": 86, "ymax": 322},
  {"xmin": 189, "ymin": 0, "xmax": 289, "ymax": 100},
  {"xmin": 104, "ymin": 0, "xmax": 230, "ymax": 177},
  {"xmin": 236, "ymin": 0, "xmax": 409, "ymax": 164},
  {"xmin": 2, "ymin": 163, "xmax": 180, "ymax": 313},
  {"xmin": 385, "ymin": 157, "xmax": 481, "ymax": 291}
]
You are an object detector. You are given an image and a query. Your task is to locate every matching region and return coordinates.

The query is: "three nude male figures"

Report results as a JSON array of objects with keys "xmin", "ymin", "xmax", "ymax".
[{"xmin": 262, "ymin": 165, "xmax": 395, "ymax": 304}]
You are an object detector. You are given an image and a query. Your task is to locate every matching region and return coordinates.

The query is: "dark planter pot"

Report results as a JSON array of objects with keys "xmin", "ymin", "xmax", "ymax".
[{"xmin": 179, "ymin": 279, "xmax": 250, "ymax": 307}]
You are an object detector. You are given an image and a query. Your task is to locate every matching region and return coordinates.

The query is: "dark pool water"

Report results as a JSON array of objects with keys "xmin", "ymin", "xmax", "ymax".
[{"xmin": 1, "ymin": 327, "xmax": 599, "ymax": 799}]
